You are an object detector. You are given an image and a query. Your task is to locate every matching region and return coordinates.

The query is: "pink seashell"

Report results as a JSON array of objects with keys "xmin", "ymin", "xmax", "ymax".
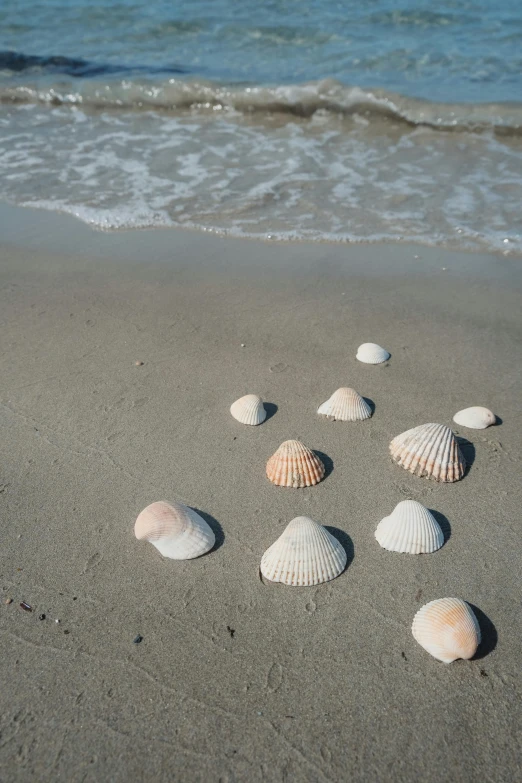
[
  {"xmin": 134, "ymin": 501, "xmax": 215, "ymax": 560},
  {"xmin": 412, "ymin": 598, "xmax": 481, "ymax": 663},
  {"xmin": 266, "ymin": 440, "xmax": 325, "ymax": 488}
]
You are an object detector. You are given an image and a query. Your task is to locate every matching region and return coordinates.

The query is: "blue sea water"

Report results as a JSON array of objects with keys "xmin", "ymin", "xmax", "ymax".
[{"xmin": 0, "ymin": 0, "xmax": 521, "ymax": 252}]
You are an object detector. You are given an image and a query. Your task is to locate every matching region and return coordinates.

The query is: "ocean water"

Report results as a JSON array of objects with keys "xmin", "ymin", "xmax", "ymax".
[{"xmin": 0, "ymin": 0, "xmax": 521, "ymax": 253}]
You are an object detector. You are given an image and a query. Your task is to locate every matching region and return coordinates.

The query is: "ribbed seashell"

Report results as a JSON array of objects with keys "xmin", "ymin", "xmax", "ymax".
[
  {"xmin": 389, "ymin": 423, "xmax": 466, "ymax": 482},
  {"xmin": 375, "ymin": 500, "xmax": 444, "ymax": 554},
  {"xmin": 134, "ymin": 501, "xmax": 215, "ymax": 560},
  {"xmin": 261, "ymin": 516, "xmax": 347, "ymax": 586},
  {"xmin": 412, "ymin": 598, "xmax": 481, "ymax": 663},
  {"xmin": 317, "ymin": 387, "xmax": 372, "ymax": 421},
  {"xmin": 453, "ymin": 406, "xmax": 495, "ymax": 430},
  {"xmin": 230, "ymin": 394, "xmax": 266, "ymax": 425},
  {"xmin": 266, "ymin": 440, "xmax": 325, "ymax": 487},
  {"xmin": 356, "ymin": 343, "xmax": 390, "ymax": 364}
]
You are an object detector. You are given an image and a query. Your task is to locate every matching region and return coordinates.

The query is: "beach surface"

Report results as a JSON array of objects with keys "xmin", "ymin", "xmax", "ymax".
[{"xmin": 0, "ymin": 205, "xmax": 521, "ymax": 782}]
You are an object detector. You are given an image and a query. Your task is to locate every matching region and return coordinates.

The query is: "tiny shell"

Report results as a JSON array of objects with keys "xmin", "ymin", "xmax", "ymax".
[
  {"xmin": 356, "ymin": 343, "xmax": 390, "ymax": 364},
  {"xmin": 317, "ymin": 387, "xmax": 372, "ymax": 421},
  {"xmin": 374, "ymin": 499, "xmax": 444, "ymax": 554},
  {"xmin": 266, "ymin": 440, "xmax": 325, "ymax": 487},
  {"xmin": 412, "ymin": 598, "xmax": 481, "ymax": 663},
  {"xmin": 453, "ymin": 406, "xmax": 496, "ymax": 430},
  {"xmin": 230, "ymin": 394, "xmax": 267, "ymax": 426},
  {"xmin": 260, "ymin": 516, "xmax": 347, "ymax": 586},
  {"xmin": 389, "ymin": 423, "xmax": 466, "ymax": 482},
  {"xmin": 134, "ymin": 501, "xmax": 215, "ymax": 560}
]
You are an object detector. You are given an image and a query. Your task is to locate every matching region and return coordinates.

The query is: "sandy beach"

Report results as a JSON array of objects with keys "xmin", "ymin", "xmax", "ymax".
[{"xmin": 0, "ymin": 204, "xmax": 521, "ymax": 782}]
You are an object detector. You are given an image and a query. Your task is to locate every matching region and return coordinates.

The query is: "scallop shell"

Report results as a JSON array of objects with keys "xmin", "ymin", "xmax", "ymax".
[
  {"xmin": 389, "ymin": 423, "xmax": 466, "ymax": 482},
  {"xmin": 356, "ymin": 343, "xmax": 390, "ymax": 364},
  {"xmin": 374, "ymin": 499, "xmax": 444, "ymax": 554},
  {"xmin": 412, "ymin": 598, "xmax": 481, "ymax": 663},
  {"xmin": 261, "ymin": 516, "xmax": 347, "ymax": 586},
  {"xmin": 266, "ymin": 440, "xmax": 325, "ymax": 487},
  {"xmin": 134, "ymin": 501, "xmax": 215, "ymax": 560},
  {"xmin": 230, "ymin": 394, "xmax": 267, "ymax": 425},
  {"xmin": 453, "ymin": 406, "xmax": 495, "ymax": 430},
  {"xmin": 317, "ymin": 387, "xmax": 372, "ymax": 421}
]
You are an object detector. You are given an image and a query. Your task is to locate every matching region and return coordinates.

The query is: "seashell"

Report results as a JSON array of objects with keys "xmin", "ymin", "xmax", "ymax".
[
  {"xmin": 412, "ymin": 598, "xmax": 481, "ymax": 663},
  {"xmin": 374, "ymin": 499, "xmax": 444, "ymax": 554},
  {"xmin": 453, "ymin": 406, "xmax": 495, "ymax": 430},
  {"xmin": 261, "ymin": 516, "xmax": 347, "ymax": 586},
  {"xmin": 317, "ymin": 387, "xmax": 372, "ymax": 421},
  {"xmin": 230, "ymin": 394, "xmax": 266, "ymax": 426},
  {"xmin": 134, "ymin": 501, "xmax": 215, "ymax": 560},
  {"xmin": 356, "ymin": 343, "xmax": 390, "ymax": 364},
  {"xmin": 389, "ymin": 423, "xmax": 466, "ymax": 482},
  {"xmin": 266, "ymin": 440, "xmax": 325, "ymax": 487}
]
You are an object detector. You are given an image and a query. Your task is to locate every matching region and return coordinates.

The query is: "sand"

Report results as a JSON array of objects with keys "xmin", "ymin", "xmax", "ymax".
[{"xmin": 0, "ymin": 205, "xmax": 521, "ymax": 782}]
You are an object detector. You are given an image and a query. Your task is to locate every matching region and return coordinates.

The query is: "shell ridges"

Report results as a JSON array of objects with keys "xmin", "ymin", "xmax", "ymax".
[
  {"xmin": 374, "ymin": 499, "xmax": 444, "ymax": 554},
  {"xmin": 318, "ymin": 387, "xmax": 372, "ymax": 421},
  {"xmin": 266, "ymin": 440, "xmax": 325, "ymax": 487},
  {"xmin": 356, "ymin": 343, "xmax": 390, "ymax": 364},
  {"xmin": 230, "ymin": 394, "xmax": 267, "ymax": 425},
  {"xmin": 134, "ymin": 500, "xmax": 215, "ymax": 560},
  {"xmin": 389, "ymin": 423, "xmax": 466, "ymax": 482},
  {"xmin": 412, "ymin": 598, "xmax": 481, "ymax": 663}
]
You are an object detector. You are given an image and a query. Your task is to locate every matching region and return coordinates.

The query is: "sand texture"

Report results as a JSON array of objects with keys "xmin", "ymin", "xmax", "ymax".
[{"xmin": 0, "ymin": 207, "xmax": 521, "ymax": 782}]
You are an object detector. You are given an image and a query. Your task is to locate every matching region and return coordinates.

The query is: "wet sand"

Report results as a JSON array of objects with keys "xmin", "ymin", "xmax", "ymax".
[{"xmin": 0, "ymin": 205, "xmax": 521, "ymax": 782}]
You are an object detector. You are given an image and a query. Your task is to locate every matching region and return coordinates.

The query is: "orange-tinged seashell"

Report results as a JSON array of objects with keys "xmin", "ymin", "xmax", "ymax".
[
  {"xmin": 389, "ymin": 423, "xmax": 466, "ymax": 482},
  {"xmin": 266, "ymin": 439, "xmax": 325, "ymax": 487},
  {"xmin": 412, "ymin": 598, "xmax": 481, "ymax": 663},
  {"xmin": 134, "ymin": 500, "xmax": 215, "ymax": 560}
]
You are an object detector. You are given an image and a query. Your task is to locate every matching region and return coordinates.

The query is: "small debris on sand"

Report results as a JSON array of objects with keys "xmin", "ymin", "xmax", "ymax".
[
  {"xmin": 4, "ymin": 598, "xmax": 13, "ymax": 605},
  {"xmin": 135, "ymin": 360, "xmax": 144, "ymax": 366},
  {"xmin": 133, "ymin": 635, "xmax": 143, "ymax": 644},
  {"xmin": 39, "ymin": 613, "xmax": 46, "ymax": 620},
  {"xmin": 20, "ymin": 601, "xmax": 32, "ymax": 612},
  {"xmin": 226, "ymin": 625, "xmax": 236, "ymax": 639}
]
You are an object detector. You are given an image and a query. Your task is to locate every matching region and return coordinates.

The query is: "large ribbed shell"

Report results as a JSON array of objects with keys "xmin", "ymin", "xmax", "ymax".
[
  {"xmin": 389, "ymin": 423, "xmax": 466, "ymax": 482},
  {"xmin": 317, "ymin": 387, "xmax": 372, "ymax": 422},
  {"xmin": 356, "ymin": 343, "xmax": 390, "ymax": 364},
  {"xmin": 266, "ymin": 440, "xmax": 325, "ymax": 487},
  {"xmin": 230, "ymin": 394, "xmax": 267, "ymax": 425},
  {"xmin": 453, "ymin": 406, "xmax": 495, "ymax": 430},
  {"xmin": 261, "ymin": 516, "xmax": 347, "ymax": 586},
  {"xmin": 134, "ymin": 501, "xmax": 215, "ymax": 560},
  {"xmin": 412, "ymin": 598, "xmax": 481, "ymax": 663},
  {"xmin": 375, "ymin": 500, "xmax": 444, "ymax": 554}
]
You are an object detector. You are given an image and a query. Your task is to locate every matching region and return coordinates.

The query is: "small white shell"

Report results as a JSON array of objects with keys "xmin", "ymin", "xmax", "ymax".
[
  {"xmin": 453, "ymin": 406, "xmax": 496, "ymax": 430},
  {"xmin": 374, "ymin": 500, "xmax": 444, "ymax": 554},
  {"xmin": 261, "ymin": 516, "xmax": 347, "ymax": 586},
  {"xmin": 134, "ymin": 501, "xmax": 215, "ymax": 560},
  {"xmin": 356, "ymin": 343, "xmax": 390, "ymax": 364},
  {"xmin": 412, "ymin": 598, "xmax": 481, "ymax": 663},
  {"xmin": 318, "ymin": 387, "xmax": 372, "ymax": 421},
  {"xmin": 389, "ymin": 423, "xmax": 466, "ymax": 482},
  {"xmin": 266, "ymin": 440, "xmax": 325, "ymax": 487},
  {"xmin": 230, "ymin": 394, "xmax": 267, "ymax": 425}
]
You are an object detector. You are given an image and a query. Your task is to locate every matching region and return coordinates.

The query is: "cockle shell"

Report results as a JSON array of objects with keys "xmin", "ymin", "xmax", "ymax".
[
  {"xmin": 453, "ymin": 406, "xmax": 495, "ymax": 430},
  {"xmin": 260, "ymin": 516, "xmax": 347, "ymax": 586},
  {"xmin": 412, "ymin": 598, "xmax": 481, "ymax": 663},
  {"xmin": 134, "ymin": 501, "xmax": 215, "ymax": 560},
  {"xmin": 389, "ymin": 423, "xmax": 466, "ymax": 482},
  {"xmin": 356, "ymin": 343, "xmax": 390, "ymax": 364},
  {"xmin": 317, "ymin": 387, "xmax": 372, "ymax": 421},
  {"xmin": 374, "ymin": 499, "xmax": 444, "ymax": 554},
  {"xmin": 266, "ymin": 440, "xmax": 325, "ymax": 487},
  {"xmin": 230, "ymin": 394, "xmax": 267, "ymax": 425}
]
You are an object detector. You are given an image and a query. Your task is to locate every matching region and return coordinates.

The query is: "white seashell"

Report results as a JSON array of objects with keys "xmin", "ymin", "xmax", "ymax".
[
  {"xmin": 374, "ymin": 500, "xmax": 444, "ymax": 554},
  {"xmin": 230, "ymin": 394, "xmax": 267, "ymax": 425},
  {"xmin": 317, "ymin": 387, "xmax": 372, "ymax": 421},
  {"xmin": 412, "ymin": 598, "xmax": 481, "ymax": 663},
  {"xmin": 266, "ymin": 440, "xmax": 325, "ymax": 487},
  {"xmin": 134, "ymin": 501, "xmax": 215, "ymax": 560},
  {"xmin": 453, "ymin": 406, "xmax": 495, "ymax": 430},
  {"xmin": 260, "ymin": 516, "xmax": 347, "ymax": 586},
  {"xmin": 356, "ymin": 343, "xmax": 390, "ymax": 364},
  {"xmin": 389, "ymin": 423, "xmax": 466, "ymax": 482}
]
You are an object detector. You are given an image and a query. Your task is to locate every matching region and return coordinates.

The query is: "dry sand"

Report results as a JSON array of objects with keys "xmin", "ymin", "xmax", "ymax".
[{"xmin": 0, "ymin": 205, "xmax": 521, "ymax": 782}]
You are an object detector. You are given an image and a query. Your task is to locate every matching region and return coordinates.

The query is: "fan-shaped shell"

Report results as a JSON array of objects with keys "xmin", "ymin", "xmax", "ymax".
[
  {"xmin": 134, "ymin": 501, "xmax": 215, "ymax": 560},
  {"xmin": 412, "ymin": 598, "xmax": 481, "ymax": 663},
  {"xmin": 230, "ymin": 394, "xmax": 266, "ymax": 426},
  {"xmin": 375, "ymin": 499, "xmax": 444, "ymax": 554},
  {"xmin": 261, "ymin": 516, "xmax": 347, "ymax": 586},
  {"xmin": 356, "ymin": 343, "xmax": 390, "ymax": 364},
  {"xmin": 317, "ymin": 387, "xmax": 372, "ymax": 421},
  {"xmin": 453, "ymin": 406, "xmax": 495, "ymax": 430},
  {"xmin": 266, "ymin": 440, "xmax": 325, "ymax": 487},
  {"xmin": 389, "ymin": 423, "xmax": 466, "ymax": 482}
]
